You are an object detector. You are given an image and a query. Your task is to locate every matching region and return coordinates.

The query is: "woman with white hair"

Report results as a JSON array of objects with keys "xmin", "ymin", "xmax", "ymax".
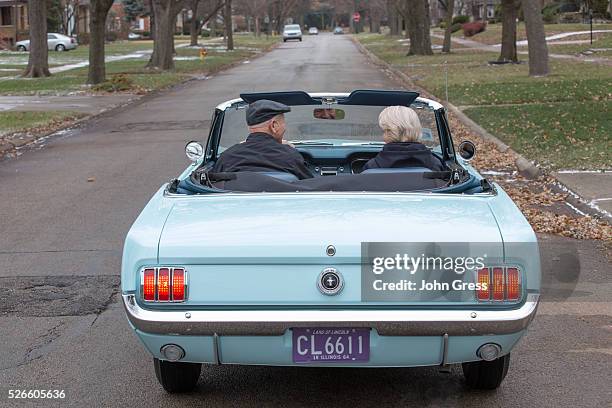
[{"xmin": 362, "ymin": 105, "xmax": 445, "ymax": 172}]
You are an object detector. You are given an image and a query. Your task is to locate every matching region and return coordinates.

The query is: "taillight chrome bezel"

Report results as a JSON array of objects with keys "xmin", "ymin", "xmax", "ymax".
[
  {"xmin": 476, "ymin": 266, "xmax": 522, "ymax": 302},
  {"xmin": 140, "ymin": 267, "xmax": 188, "ymax": 303}
]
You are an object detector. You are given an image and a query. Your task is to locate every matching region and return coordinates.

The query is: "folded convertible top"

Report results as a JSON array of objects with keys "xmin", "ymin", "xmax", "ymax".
[{"xmin": 210, "ymin": 172, "xmax": 447, "ymax": 192}]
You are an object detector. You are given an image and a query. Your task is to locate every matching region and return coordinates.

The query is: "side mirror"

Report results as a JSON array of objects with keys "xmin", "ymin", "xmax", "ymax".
[
  {"xmin": 185, "ymin": 141, "xmax": 204, "ymax": 163},
  {"xmin": 458, "ymin": 140, "xmax": 476, "ymax": 161}
]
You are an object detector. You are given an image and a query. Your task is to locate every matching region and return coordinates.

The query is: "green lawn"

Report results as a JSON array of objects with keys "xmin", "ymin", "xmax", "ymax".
[
  {"xmin": 356, "ymin": 33, "xmax": 612, "ymax": 170},
  {"xmin": 431, "ymin": 22, "xmax": 612, "ymax": 45},
  {"xmin": 0, "ymin": 35, "xmax": 277, "ymax": 95},
  {"xmin": 0, "ymin": 111, "xmax": 85, "ymax": 136}
]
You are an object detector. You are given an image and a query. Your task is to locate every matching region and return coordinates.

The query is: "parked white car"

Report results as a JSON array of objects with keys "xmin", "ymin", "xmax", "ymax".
[
  {"xmin": 282, "ymin": 24, "xmax": 302, "ymax": 42},
  {"xmin": 308, "ymin": 27, "xmax": 319, "ymax": 35},
  {"xmin": 16, "ymin": 33, "xmax": 77, "ymax": 52}
]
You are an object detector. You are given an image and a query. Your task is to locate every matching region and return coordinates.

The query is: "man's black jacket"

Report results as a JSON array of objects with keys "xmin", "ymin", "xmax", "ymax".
[{"xmin": 212, "ymin": 132, "xmax": 313, "ymax": 179}]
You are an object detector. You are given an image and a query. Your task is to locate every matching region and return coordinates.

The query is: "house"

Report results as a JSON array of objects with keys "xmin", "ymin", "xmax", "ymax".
[{"xmin": 0, "ymin": 0, "xmax": 28, "ymax": 49}]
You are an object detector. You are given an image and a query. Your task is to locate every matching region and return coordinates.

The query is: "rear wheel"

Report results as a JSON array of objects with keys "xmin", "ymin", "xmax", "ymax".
[
  {"xmin": 55, "ymin": 44, "xmax": 66, "ymax": 51},
  {"xmin": 462, "ymin": 353, "xmax": 510, "ymax": 390},
  {"xmin": 153, "ymin": 358, "xmax": 202, "ymax": 393},
  {"xmin": 17, "ymin": 45, "xmax": 27, "ymax": 51}
]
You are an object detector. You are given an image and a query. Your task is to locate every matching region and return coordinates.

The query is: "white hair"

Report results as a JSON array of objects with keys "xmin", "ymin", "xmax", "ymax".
[{"xmin": 378, "ymin": 106, "xmax": 422, "ymax": 143}]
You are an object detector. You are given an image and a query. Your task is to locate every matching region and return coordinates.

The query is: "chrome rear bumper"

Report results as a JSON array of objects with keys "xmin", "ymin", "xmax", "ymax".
[{"xmin": 123, "ymin": 294, "xmax": 538, "ymax": 336}]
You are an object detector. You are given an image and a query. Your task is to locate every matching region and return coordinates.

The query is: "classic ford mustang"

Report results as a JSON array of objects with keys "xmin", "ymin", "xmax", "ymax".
[{"xmin": 121, "ymin": 90, "xmax": 540, "ymax": 393}]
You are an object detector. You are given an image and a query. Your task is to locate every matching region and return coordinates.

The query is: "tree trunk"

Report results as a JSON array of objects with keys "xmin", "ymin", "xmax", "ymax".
[
  {"xmin": 255, "ymin": 16, "xmax": 260, "ymax": 36},
  {"xmin": 522, "ymin": 0, "xmax": 549, "ymax": 76},
  {"xmin": 23, "ymin": 0, "xmax": 50, "ymax": 77},
  {"xmin": 149, "ymin": 0, "xmax": 155, "ymax": 40},
  {"xmin": 225, "ymin": 0, "xmax": 233, "ymax": 50},
  {"xmin": 189, "ymin": 0, "xmax": 200, "ymax": 46},
  {"xmin": 407, "ymin": 0, "xmax": 433, "ymax": 55},
  {"xmin": 442, "ymin": 0, "xmax": 455, "ymax": 52},
  {"xmin": 388, "ymin": 0, "xmax": 400, "ymax": 35},
  {"xmin": 498, "ymin": 0, "xmax": 518, "ymax": 62},
  {"xmin": 88, "ymin": 0, "xmax": 114, "ymax": 84},
  {"xmin": 147, "ymin": 0, "xmax": 178, "ymax": 70}
]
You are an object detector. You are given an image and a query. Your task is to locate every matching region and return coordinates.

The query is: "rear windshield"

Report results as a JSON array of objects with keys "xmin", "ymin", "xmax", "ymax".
[{"xmin": 219, "ymin": 102, "xmax": 441, "ymax": 151}]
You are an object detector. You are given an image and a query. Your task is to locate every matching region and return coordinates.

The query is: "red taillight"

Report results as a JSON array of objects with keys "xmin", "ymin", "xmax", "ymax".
[
  {"xmin": 142, "ymin": 267, "xmax": 187, "ymax": 302},
  {"xmin": 492, "ymin": 267, "xmax": 505, "ymax": 301},
  {"xmin": 143, "ymin": 268, "xmax": 155, "ymax": 301},
  {"xmin": 476, "ymin": 266, "xmax": 522, "ymax": 302},
  {"xmin": 157, "ymin": 268, "xmax": 170, "ymax": 301},
  {"xmin": 506, "ymin": 267, "xmax": 521, "ymax": 300},
  {"xmin": 477, "ymin": 268, "xmax": 490, "ymax": 301},
  {"xmin": 172, "ymin": 268, "xmax": 185, "ymax": 301}
]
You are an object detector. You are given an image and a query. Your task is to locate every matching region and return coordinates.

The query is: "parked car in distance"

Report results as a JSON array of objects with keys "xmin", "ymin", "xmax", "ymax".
[
  {"xmin": 128, "ymin": 32, "xmax": 142, "ymax": 40},
  {"xmin": 16, "ymin": 33, "xmax": 77, "ymax": 52},
  {"xmin": 283, "ymin": 24, "xmax": 303, "ymax": 42},
  {"xmin": 333, "ymin": 26, "xmax": 344, "ymax": 35},
  {"xmin": 308, "ymin": 27, "xmax": 319, "ymax": 35}
]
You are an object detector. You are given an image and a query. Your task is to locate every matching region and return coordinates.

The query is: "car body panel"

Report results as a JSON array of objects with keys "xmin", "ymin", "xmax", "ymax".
[{"xmin": 121, "ymin": 91, "xmax": 541, "ymax": 369}]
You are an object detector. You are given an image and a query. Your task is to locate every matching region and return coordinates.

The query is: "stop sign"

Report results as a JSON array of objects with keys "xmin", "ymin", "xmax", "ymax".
[{"xmin": 353, "ymin": 12, "xmax": 361, "ymax": 23}]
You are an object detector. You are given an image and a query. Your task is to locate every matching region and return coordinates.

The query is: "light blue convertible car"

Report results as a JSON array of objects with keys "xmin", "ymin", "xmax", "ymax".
[{"xmin": 121, "ymin": 90, "xmax": 540, "ymax": 393}]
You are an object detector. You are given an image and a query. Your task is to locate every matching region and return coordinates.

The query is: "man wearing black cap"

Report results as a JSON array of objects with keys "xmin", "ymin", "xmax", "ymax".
[{"xmin": 212, "ymin": 99, "xmax": 313, "ymax": 179}]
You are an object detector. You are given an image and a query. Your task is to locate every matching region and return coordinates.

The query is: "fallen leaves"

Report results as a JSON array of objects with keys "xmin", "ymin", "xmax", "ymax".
[{"xmin": 447, "ymin": 111, "xmax": 612, "ymax": 242}]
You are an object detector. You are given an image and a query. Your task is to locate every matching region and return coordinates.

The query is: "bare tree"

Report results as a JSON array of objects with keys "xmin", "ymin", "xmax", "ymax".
[
  {"xmin": 88, "ymin": 0, "xmax": 115, "ymax": 84},
  {"xmin": 398, "ymin": 0, "xmax": 432, "ymax": 55},
  {"xmin": 23, "ymin": 0, "xmax": 50, "ymax": 78},
  {"xmin": 190, "ymin": 0, "xmax": 225, "ymax": 46},
  {"xmin": 442, "ymin": 0, "xmax": 455, "ymax": 52},
  {"xmin": 498, "ymin": 0, "xmax": 519, "ymax": 62},
  {"xmin": 238, "ymin": 0, "xmax": 267, "ymax": 36},
  {"xmin": 224, "ymin": 0, "xmax": 233, "ymax": 50},
  {"xmin": 522, "ymin": 0, "xmax": 549, "ymax": 76},
  {"xmin": 147, "ymin": 0, "xmax": 187, "ymax": 70}
]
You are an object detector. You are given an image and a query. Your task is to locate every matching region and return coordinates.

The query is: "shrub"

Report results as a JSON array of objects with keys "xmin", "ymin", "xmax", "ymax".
[
  {"xmin": 77, "ymin": 32, "xmax": 90, "ymax": 45},
  {"xmin": 92, "ymin": 74, "xmax": 134, "ymax": 93},
  {"xmin": 463, "ymin": 21, "xmax": 486, "ymax": 37},
  {"xmin": 452, "ymin": 15, "xmax": 470, "ymax": 25},
  {"xmin": 559, "ymin": 12, "xmax": 582, "ymax": 23},
  {"xmin": 542, "ymin": 3, "xmax": 560, "ymax": 24},
  {"xmin": 450, "ymin": 22, "xmax": 462, "ymax": 33},
  {"xmin": 105, "ymin": 31, "xmax": 118, "ymax": 42},
  {"xmin": 439, "ymin": 21, "xmax": 447, "ymax": 29}
]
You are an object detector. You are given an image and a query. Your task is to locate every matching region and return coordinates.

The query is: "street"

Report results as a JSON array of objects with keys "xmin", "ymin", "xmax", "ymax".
[{"xmin": 0, "ymin": 33, "xmax": 610, "ymax": 407}]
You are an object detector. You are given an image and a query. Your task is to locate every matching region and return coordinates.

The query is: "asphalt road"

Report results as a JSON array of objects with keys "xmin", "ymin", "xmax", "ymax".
[{"xmin": 0, "ymin": 33, "xmax": 610, "ymax": 407}]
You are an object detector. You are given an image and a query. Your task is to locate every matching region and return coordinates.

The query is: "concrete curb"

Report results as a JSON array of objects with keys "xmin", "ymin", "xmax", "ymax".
[
  {"xmin": 0, "ymin": 39, "xmax": 281, "ymax": 158},
  {"xmin": 350, "ymin": 36, "xmax": 541, "ymax": 179}
]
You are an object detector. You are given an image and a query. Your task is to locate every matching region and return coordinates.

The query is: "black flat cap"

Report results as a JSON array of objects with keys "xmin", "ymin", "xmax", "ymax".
[{"xmin": 246, "ymin": 99, "xmax": 291, "ymax": 126}]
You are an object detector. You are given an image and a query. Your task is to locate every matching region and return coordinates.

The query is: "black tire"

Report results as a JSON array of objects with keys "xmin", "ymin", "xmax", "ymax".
[
  {"xmin": 299, "ymin": 38, "xmax": 302, "ymax": 41},
  {"xmin": 17, "ymin": 45, "xmax": 27, "ymax": 52},
  {"xmin": 55, "ymin": 44, "xmax": 66, "ymax": 51},
  {"xmin": 153, "ymin": 358, "xmax": 202, "ymax": 393},
  {"xmin": 462, "ymin": 353, "xmax": 510, "ymax": 390}
]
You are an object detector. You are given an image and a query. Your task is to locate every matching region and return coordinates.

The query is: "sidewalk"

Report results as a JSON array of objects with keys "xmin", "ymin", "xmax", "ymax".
[
  {"xmin": 553, "ymin": 171, "xmax": 612, "ymax": 219},
  {"xmin": 430, "ymin": 33, "xmax": 612, "ymax": 66}
]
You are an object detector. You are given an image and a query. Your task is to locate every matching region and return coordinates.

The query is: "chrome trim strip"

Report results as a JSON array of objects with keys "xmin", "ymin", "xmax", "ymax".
[
  {"xmin": 123, "ymin": 294, "xmax": 539, "ymax": 337},
  {"xmin": 440, "ymin": 333, "xmax": 449, "ymax": 367},
  {"xmin": 213, "ymin": 333, "xmax": 221, "ymax": 365}
]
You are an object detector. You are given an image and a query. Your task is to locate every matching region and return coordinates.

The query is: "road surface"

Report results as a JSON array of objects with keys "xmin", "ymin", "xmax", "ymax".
[{"xmin": 0, "ymin": 33, "xmax": 610, "ymax": 407}]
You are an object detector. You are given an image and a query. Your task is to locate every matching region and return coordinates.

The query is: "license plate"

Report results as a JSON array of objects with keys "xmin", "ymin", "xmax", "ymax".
[{"xmin": 292, "ymin": 328, "xmax": 370, "ymax": 363}]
